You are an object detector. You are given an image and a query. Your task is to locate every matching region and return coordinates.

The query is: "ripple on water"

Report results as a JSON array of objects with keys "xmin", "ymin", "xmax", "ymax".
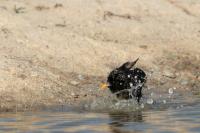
[
  {"xmin": 0, "ymin": 100, "xmax": 199, "ymax": 133},
  {"xmin": 0, "ymin": 87, "xmax": 199, "ymax": 133}
]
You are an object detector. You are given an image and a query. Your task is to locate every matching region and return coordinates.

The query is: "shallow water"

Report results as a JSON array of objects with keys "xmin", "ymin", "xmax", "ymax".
[
  {"xmin": 0, "ymin": 89, "xmax": 200, "ymax": 133},
  {"xmin": 0, "ymin": 104, "xmax": 200, "ymax": 133}
]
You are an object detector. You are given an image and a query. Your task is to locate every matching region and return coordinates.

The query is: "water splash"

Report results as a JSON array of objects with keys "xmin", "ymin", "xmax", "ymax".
[
  {"xmin": 82, "ymin": 81, "xmax": 195, "ymax": 112},
  {"xmin": 168, "ymin": 88, "xmax": 174, "ymax": 94},
  {"xmin": 147, "ymin": 98, "xmax": 154, "ymax": 104},
  {"xmin": 84, "ymin": 96, "xmax": 140, "ymax": 112}
]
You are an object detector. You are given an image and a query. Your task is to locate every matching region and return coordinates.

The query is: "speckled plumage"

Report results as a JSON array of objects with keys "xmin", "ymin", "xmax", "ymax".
[{"xmin": 107, "ymin": 59, "xmax": 146, "ymax": 102}]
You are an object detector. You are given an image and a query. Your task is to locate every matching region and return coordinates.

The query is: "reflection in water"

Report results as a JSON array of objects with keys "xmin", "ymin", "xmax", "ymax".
[
  {"xmin": 109, "ymin": 111, "xmax": 144, "ymax": 125},
  {"xmin": 0, "ymin": 103, "xmax": 200, "ymax": 132},
  {"xmin": 109, "ymin": 111, "xmax": 144, "ymax": 133}
]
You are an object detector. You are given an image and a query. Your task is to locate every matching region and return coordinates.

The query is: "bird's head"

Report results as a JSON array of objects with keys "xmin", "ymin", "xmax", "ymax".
[{"xmin": 118, "ymin": 58, "xmax": 139, "ymax": 71}]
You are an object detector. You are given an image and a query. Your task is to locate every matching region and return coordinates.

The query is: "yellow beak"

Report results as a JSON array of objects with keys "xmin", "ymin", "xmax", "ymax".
[{"xmin": 100, "ymin": 83, "xmax": 109, "ymax": 90}]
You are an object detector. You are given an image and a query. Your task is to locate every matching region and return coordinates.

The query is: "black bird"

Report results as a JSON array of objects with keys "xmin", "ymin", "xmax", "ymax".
[{"xmin": 100, "ymin": 58, "xmax": 146, "ymax": 103}]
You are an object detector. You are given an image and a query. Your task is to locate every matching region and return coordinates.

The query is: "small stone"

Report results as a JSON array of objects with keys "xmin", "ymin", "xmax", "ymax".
[
  {"xmin": 168, "ymin": 88, "xmax": 174, "ymax": 94},
  {"xmin": 180, "ymin": 80, "xmax": 188, "ymax": 85},
  {"xmin": 58, "ymin": 99, "xmax": 63, "ymax": 103},
  {"xmin": 18, "ymin": 74, "xmax": 27, "ymax": 80},
  {"xmin": 74, "ymin": 95, "xmax": 79, "ymax": 98},
  {"xmin": 71, "ymin": 92, "xmax": 79, "ymax": 98},
  {"xmin": 71, "ymin": 92, "xmax": 75, "ymax": 96},
  {"xmin": 160, "ymin": 80, "xmax": 166, "ymax": 85},
  {"xmin": 70, "ymin": 81, "xmax": 79, "ymax": 86},
  {"xmin": 163, "ymin": 70, "xmax": 175, "ymax": 78},
  {"xmin": 185, "ymin": 88, "xmax": 189, "ymax": 90},
  {"xmin": 31, "ymin": 71, "xmax": 38, "ymax": 77}
]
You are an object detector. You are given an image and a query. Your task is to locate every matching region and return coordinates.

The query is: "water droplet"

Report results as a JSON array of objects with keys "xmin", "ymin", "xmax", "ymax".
[
  {"xmin": 129, "ymin": 83, "xmax": 133, "ymax": 87},
  {"xmin": 163, "ymin": 100, "xmax": 166, "ymax": 104},
  {"xmin": 168, "ymin": 88, "xmax": 173, "ymax": 94},
  {"xmin": 147, "ymin": 98, "xmax": 154, "ymax": 104},
  {"xmin": 115, "ymin": 102, "xmax": 120, "ymax": 106},
  {"xmin": 128, "ymin": 75, "xmax": 130, "ymax": 78}
]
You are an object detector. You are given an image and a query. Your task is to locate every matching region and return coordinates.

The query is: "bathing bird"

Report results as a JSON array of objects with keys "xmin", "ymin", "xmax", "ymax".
[{"xmin": 100, "ymin": 58, "xmax": 146, "ymax": 103}]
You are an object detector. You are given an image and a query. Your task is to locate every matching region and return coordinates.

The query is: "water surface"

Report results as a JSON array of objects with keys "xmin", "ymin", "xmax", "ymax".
[{"xmin": 0, "ymin": 90, "xmax": 199, "ymax": 133}]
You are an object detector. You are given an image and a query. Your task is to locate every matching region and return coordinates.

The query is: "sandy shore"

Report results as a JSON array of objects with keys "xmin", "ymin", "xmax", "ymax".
[{"xmin": 0, "ymin": 0, "xmax": 200, "ymax": 111}]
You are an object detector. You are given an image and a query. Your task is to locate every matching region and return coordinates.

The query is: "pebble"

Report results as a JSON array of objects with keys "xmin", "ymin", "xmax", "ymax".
[
  {"xmin": 163, "ymin": 70, "xmax": 175, "ymax": 78},
  {"xmin": 74, "ymin": 95, "xmax": 79, "ymax": 98},
  {"xmin": 71, "ymin": 92, "xmax": 79, "ymax": 98},
  {"xmin": 180, "ymin": 80, "xmax": 188, "ymax": 85},
  {"xmin": 185, "ymin": 88, "xmax": 189, "ymax": 90},
  {"xmin": 58, "ymin": 99, "xmax": 63, "ymax": 103},
  {"xmin": 70, "ymin": 81, "xmax": 79, "ymax": 86},
  {"xmin": 160, "ymin": 80, "xmax": 166, "ymax": 85},
  {"xmin": 71, "ymin": 92, "xmax": 75, "ymax": 96},
  {"xmin": 31, "ymin": 71, "xmax": 38, "ymax": 77}
]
